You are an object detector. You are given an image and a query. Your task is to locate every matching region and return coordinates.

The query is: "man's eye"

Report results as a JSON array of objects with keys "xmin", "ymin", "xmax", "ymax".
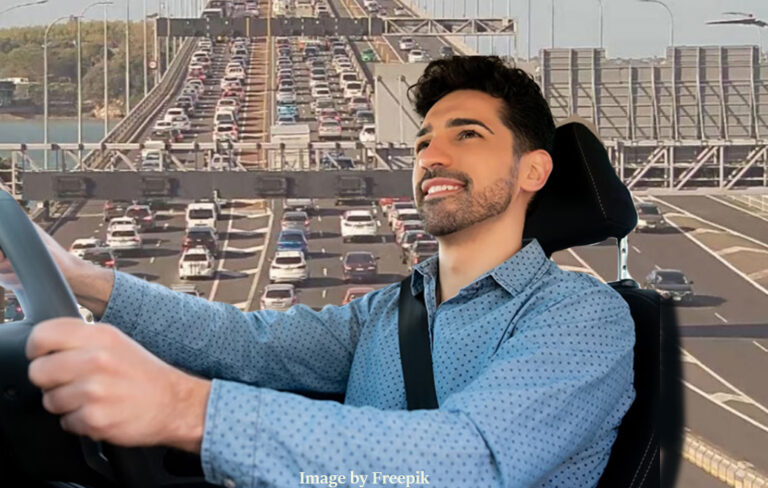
[
  {"xmin": 458, "ymin": 130, "xmax": 480, "ymax": 140},
  {"xmin": 415, "ymin": 140, "xmax": 429, "ymax": 152}
]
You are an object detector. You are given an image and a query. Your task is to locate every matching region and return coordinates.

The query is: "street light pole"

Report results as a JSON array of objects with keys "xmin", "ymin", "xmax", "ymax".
[
  {"xmin": 527, "ymin": 0, "xmax": 531, "ymax": 59},
  {"xmin": 597, "ymin": 0, "xmax": 604, "ymax": 49},
  {"xmin": 125, "ymin": 0, "xmax": 131, "ymax": 115},
  {"xmin": 0, "ymin": 0, "xmax": 47, "ymax": 16},
  {"xmin": 144, "ymin": 0, "xmax": 148, "ymax": 96},
  {"xmin": 551, "ymin": 0, "xmax": 555, "ymax": 48},
  {"xmin": 43, "ymin": 15, "xmax": 72, "ymax": 169},
  {"xmin": 77, "ymin": 1, "xmax": 113, "ymax": 165},
  {"xmin": 639, "ymin": 0, "xmax": 674, "ymax": 47},
  {"xmin": 104, "ymin": 4, "xmax": 109, "ymax": 137}
]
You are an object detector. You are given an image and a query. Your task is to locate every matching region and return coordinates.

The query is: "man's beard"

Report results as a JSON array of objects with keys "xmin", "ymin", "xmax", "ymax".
[{"xmin": 416, "ymin": 170, "xmax": 517, "ymax": 237}]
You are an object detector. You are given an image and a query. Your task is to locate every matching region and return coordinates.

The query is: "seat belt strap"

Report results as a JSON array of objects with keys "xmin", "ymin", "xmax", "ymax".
[{"xmin": 398, "ymin": 275, "xmax": 439, "ymax": 410}]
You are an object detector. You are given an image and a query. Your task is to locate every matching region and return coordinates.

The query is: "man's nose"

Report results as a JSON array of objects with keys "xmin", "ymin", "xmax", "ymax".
[{"xmin": 418, "ymin": 137, "xmax": 452, "ymax": 171}]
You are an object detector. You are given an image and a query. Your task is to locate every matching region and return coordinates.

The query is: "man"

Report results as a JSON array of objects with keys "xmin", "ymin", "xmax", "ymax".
[{"xmin": 1, "ymin": 56, "xmax": 634, "ymax": 487}]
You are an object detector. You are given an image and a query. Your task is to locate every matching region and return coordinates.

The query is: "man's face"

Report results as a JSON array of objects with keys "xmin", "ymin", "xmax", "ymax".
[{"xmin": 413, "ymin": 90, "xmax": 520, "ymax": 237}]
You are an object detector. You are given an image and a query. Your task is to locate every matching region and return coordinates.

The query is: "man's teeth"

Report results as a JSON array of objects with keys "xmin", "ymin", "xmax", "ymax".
[{"xmin": 427, "ymin": 185, "xmax": 462, "ymax": 195}]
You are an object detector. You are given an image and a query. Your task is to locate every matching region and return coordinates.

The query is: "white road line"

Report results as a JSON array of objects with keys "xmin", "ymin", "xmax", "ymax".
[
  {"xmin": 163, "ymin": 223, "xmax": 168, "ymax": 230},
  {"xmin": 632, "ymin": 245, "xmax": 642, "ymax": 254},
  {"xmin": 208, "ymin": 210, "xmax": 236, "ymax": 302},
  {"xmin": 150, "ymin": 257, "xmax": 156, "ymax": 264},
  {"xmin": 321, "ymin": 248, "xmax": 326, "ymax": 254},
  {"xmin": 323, "ymin": 267, "xmax": 328, "ymax": 277},
  {"xmin": 707, "ymin": 194, "xmax": 768, "ymax": 224},
  {"xmin": 155, "ymin": 240, "xmax": 161, "ymax": 248},
  {"xmin": 714, "ymin": 312, "xmax": 728, "ymax": 324},
  {"xmin": 652, "ymin": 196, "xmax": 768, "ymax": 250},
  {"xmin": 753, "ymin": 341, "xmax": 768, "ymax": 353},
  {"xmin": 648, "ymin": 197, "xmax": 768, "ymax": 297},
  {"xmin": 717, "ymin": 246, "xmax": 768, "ymax": 256},
  {"xmin": 566, "ymin": 249, "xmax": 605, "ymax": 282},
  {"xmin": 318, "ymin": 215, "xmax": 322, "ymax": 223},
  {"xmin": 244, "ymin": 206, "xmax": 274, "ymax": 311},
  {"xmin": 654, "ymin": 264, "xmax": 661, "ymax": 270},
  {"xmin": 93, "ymin": 229, "xmax": 99, "ymax": 234},
  {"xmin": 322, "ymin": 289, "xmax": 327, "ymax": 299}
]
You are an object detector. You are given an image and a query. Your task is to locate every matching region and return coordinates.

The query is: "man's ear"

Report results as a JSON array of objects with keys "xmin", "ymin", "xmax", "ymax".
[{"xmin": 518, "ymin": 149, "xmax": 553, "ymax": 193}]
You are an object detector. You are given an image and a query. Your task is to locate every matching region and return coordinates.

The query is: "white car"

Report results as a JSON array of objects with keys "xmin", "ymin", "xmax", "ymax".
[
  {"xmin": 399, "ymin": 36, "xmax": 415, "ymax": 50},
  {"xmin": 359, "ymin": 124, "xmax": 375, "ymax": 143},
  {"xmin": 408, "ymin": 49, "xmax": 427, "ymax": 63},
  {"xmin": 169, "ymin": 114, "xmax": 191, "ymax": 132},
  {"xmin": 343, "ymin": 81, "xmax": 363, "ymax": 99},
  {"xmin": 152, "ymin": 120, "xmax": 173, "ymax": 132},
  {"xmin": 178, "ymin": 247, "xmax": 215, "ymax": 280},
  {"xmin": 390, "ymin": 208, "xmax": 421, "ymax": 230},
  {"xmin": 107, "ymin": 217, "xmax": 137, "ymax": 234},
  {"xmin": 106, "ymin": 225, "xmax": 142, "ymax": 251},
  {"xmin": 214, "ymin": 123, "xmax": 239, "ymax": 142},
  {"xmin": 186, "ymin": 202, "xmax": 217, "ymax": 229},
  {"xmin": 260, "ymin": 283, "xmax": 298, "ymax": 311},
  {"xmin": 69, "ymin": 238, "xmax": 105, "ymax": 259},
  {"xmin": 318, "ymin": 119, "xmax": 342, "ymax": 140},
  {"xmin": 340, "ymin": 209, "xmax": 377, "ymax": 242},
  {"xmin": 276, "ymin": 87, "xmax": 297, "ymax": 104},
  {"xmin": 269, "ymin": 250, "xmax": 309, "ymax": 283}
]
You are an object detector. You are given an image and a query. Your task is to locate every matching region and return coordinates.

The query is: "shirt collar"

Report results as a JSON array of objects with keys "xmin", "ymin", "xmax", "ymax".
[{"xmin": 410, "ymin": 238, "xmax": 548, "ymax": 297}]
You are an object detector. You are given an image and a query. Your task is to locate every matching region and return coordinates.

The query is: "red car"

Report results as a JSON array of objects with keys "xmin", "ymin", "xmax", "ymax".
[{"xmin": 342, "ymin": 286, "xmax": 375, "ymax": 305}]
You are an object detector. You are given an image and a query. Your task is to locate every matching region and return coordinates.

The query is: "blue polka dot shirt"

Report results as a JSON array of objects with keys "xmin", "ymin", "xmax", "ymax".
[{"xmin": 101, "ymin": 239, "xmax": 635, "ymax": 488}]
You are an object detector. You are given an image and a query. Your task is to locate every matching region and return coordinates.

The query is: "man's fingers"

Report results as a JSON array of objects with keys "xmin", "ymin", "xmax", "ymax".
[
  {"xmin": 42, "ymin": 379, "xmax": 93, "ymax": 415},
  {"xmin": 25, "ymin": 318, "xmax": 97, "ymax": 360},
  {"xmin": 29, "ymin": 347, "xmax": 108, "ymax": 391}
]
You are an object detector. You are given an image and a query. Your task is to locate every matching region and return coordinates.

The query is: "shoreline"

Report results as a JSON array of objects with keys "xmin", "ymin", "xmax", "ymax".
[{"xmin": 0, "ymin": 114, "xmax": 121, "ymax": 122}]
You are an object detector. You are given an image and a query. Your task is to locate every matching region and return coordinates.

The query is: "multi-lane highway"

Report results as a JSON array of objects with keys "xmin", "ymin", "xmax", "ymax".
[{"xmin": 27, "ymin": 0, "xmax": 768, "ymax": 486}]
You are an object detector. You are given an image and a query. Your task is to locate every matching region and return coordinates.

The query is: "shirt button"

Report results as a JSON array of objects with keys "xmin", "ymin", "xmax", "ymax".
[{"xmin": 223, "ymin": 477, "xmax": 236, "ymax": 488}]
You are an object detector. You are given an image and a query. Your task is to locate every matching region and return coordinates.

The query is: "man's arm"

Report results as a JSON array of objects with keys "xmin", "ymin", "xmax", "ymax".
[
  {"xmin": 198, "ymin": 286, "xmax": 636, "ymax": 488},
  {"xmin": 94, "ymin": 270, "xmax": 375, "ymax": 393}
]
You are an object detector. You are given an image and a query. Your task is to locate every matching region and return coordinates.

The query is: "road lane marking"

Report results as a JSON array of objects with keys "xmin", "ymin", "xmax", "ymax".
[
  {"xmin": 321, "ymin": 248, "xmax": 326, "ymax": 254},
  {"xmin": 155, "ymin": 240, "xmax": 161, "ymax": 248},
  {"xmin": 323, "ymin": 267, "xmax": 328, "ymax": 277},
  {"xmin": 322, "ymin": 289, "xmax": 327, "ymax": 299},
  {"xmin": 647, "ymin": 197, "xmax": 768, "ymax": 297},
  {"xmin": 748, "ymin": 268, "xmax": 768, "ymax": 281},
  {"xmin": 652, "ymin": 196, "xmax": 768, "ymax": 250},
  {"xmin": 717, "ymin": 246, "xmax": 768, "ymax": 256},
  {"xmin": 653, "ymin": 264, "xmax": 661, "ymax": 270},
  {"xmin": 209, "ymin": 209, "xmax": 236, "ymax": 302},
  {"xmin": 632, "ymin": 245, "xmax": 642, "ymax": 254},
  {"xmin": 565, "ymin": 249, "xmax": 605, "ymax": 282},
  {"xmin": 753, "ymin": 341, "xmax": 768, "ymax": 353},
  {"xmin": 707, "ymin": 194, "xmax": 768, "ymax": 224},
  {"xmin": 93, "ymin": 229, "xmax": 99, "ymax": 234},
  {"xmin": 714, "ymin": 313, "xmax": 728, "ymax": 324},
  {"xmin": 244, "ymin": 207, "xmax": 274, "ymax": 311},
  {"xmin": 163, "ymin": 223, "xmax": 168, "ymax": 230},
  {"xmin": 150, "ymin": 257, "xmax": 156, "ymax": 264}
]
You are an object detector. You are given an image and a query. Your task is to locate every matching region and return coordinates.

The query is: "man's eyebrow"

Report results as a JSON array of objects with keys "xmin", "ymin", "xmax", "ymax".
[
  {"xmin": 415, "ymin": 118, "xmax": 495, "ymax": 139},
  {"xmin": 415, "ymin": 124, "xmax": 432, "ymax": 139},
  {"xmin": 446, "ymin": 118, "xmax": 495, "ymax": 134}
]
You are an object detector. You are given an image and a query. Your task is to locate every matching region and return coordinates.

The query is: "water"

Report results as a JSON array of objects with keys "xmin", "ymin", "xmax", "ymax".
[{"xmin": 0, "ymin": 118, "xmax": 120, "ymax": 164}]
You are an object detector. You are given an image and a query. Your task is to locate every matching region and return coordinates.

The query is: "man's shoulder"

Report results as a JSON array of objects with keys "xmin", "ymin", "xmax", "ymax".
[{"xmin": 526, "ymin": 261, "xmax": 632, "ymax": 321}]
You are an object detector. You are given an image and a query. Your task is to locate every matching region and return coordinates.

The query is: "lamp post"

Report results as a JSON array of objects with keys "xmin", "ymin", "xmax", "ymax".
[
  {"xmin": 43, "ymin": 15, "xmax": 73, "ymax": 169},
  {"xmin": 144, "ymin": 0, "xmax": 148, "ymax": 96},
  {"xmin": 527, "ymin": 0, "xmax": 531, "ymax": 59},
  {"xmin": 639, "ymin": 0, "xmax": 674, "ymax": 47},
  {"xmin": 551, "ymin": 0, "xmax": 555, "ymax": 48},
  {"xmin": 104, "ymin": 4, "xmax": 110, "ymax": 137},
  {"xmin": 125, "ymin": 0, "xmax": 131, "ymax": 115},
  {"xmin": 596, "ymin": 0, "xmax": 604, "ymax": 49},
  {"xmin": 0, "ymin": 0, "xmax": 47, "ymax": 16},
  {"xmin": 707, "ymin": 13, "xmax": 768, "ymax": 59},
  {"xmin": 77, "ymin": 1, "xmax": 113, "ymax": 165}
]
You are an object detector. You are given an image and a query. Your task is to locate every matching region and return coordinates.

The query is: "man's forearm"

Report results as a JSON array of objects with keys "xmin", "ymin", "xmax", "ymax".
[{"xmin": 68, "ymin": 261, "xmax": 115, "ymax": 318}]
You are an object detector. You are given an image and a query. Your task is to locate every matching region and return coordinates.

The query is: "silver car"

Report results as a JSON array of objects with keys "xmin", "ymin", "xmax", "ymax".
[{"xmin": 260, "ymin": 284, "xmax": 298, "ymax": 311}]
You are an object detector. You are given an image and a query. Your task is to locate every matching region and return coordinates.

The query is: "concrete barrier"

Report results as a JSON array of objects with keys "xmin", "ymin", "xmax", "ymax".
[{"xmin": 683, "ymin": 432, "xmax": 768, "ymax": 487}]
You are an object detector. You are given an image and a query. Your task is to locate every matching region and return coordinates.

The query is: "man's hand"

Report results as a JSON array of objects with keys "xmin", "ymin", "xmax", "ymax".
[{"xmin": 26, "ymin": 318, "xmax": 211, "ymax": 453}]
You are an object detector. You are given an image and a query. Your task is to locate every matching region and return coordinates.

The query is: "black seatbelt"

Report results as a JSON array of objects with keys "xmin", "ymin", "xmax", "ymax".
[{"xmin": 398, "ymin": 276, "xmax": 439, "ymax": 410}]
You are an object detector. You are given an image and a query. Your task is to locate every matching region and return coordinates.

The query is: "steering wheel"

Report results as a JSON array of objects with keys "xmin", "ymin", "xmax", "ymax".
[{"xmin": 0, "ymin": 190, "xmax": 212, "ymax": 488}]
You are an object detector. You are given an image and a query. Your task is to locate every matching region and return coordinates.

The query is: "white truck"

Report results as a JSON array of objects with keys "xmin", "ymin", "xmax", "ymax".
[{"xmin": 269, "ymin": 123, "xmax": 311, "ymax": 170}]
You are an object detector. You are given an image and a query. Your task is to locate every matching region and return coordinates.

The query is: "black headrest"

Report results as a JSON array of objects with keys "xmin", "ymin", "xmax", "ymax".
[{"xmin": 523, "ymin": 121, "xmax": 637, "ymax": 257}]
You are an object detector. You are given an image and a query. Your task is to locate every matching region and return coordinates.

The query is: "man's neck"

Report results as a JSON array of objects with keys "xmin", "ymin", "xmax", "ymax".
[{"xmin": 435, "ymin": 220, "xmax": 523, "ymax": 306}]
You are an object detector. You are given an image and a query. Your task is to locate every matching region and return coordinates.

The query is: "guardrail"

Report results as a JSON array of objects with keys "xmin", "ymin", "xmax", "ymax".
[{"xmin": 80, "ymin": 38, "xmax": 196, "ymax": 171}]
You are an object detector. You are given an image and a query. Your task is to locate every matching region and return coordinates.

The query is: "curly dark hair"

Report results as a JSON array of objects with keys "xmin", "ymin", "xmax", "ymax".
[{"xmin": 407, "ymin": 56, "xmax": 555, "ymax": 158}]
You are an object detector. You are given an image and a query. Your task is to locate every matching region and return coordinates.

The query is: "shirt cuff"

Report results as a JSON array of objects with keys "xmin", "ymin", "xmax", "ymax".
[
  {"xmin": 99, "ymin": 270, "xmax": 147, "ymax": 335},
  {"xmin": 201, "ymin": 379, "xmax": 263, "ymax": 488}
]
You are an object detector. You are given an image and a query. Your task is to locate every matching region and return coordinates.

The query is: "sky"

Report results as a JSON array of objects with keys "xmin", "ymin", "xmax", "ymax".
[{"xmin": 0, "ymin": 0, "xmax": 766, "ymax": 59}]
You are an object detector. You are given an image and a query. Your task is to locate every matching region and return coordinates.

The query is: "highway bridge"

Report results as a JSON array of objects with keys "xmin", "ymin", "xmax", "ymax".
[{"xmin": 1, "ymin": 0, "xmax": 767, "ymax": 486}]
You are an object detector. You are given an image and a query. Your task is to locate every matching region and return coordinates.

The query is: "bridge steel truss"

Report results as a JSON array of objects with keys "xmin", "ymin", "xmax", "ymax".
[
  {"xmin": 154, "ymin": 16, "xmax": 517, "ymax": 40},
  {"xmin": 541, "ymin": 46, "xmax": 768, "ymax": 189}
]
